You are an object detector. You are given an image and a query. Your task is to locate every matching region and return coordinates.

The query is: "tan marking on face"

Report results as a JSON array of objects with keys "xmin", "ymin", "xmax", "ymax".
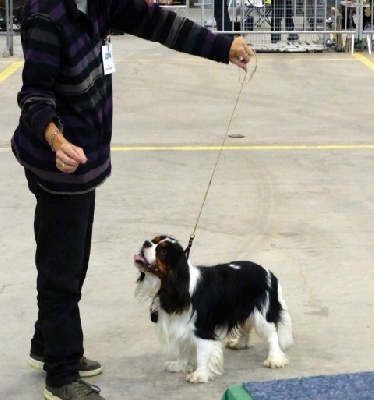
[
  {"xmin": 154, "ymin": 257, "xmax": 170, "ymax": 279},
  {"xmin": 154, "ymin": 240, "xmax": 172, "ymax": 279},
  {"xmin": 152, "ymin": 236, "xmax": 165, "ymax": 245}
]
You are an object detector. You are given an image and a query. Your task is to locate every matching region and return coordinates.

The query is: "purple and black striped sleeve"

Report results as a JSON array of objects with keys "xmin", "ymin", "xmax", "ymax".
[
  {"xmin": 17, "ymin": 14, "xmax": 61, "ymax": 143},
  {"xmin": 109, "ymin": 0, "xmax": 233, "ymax": 64}
]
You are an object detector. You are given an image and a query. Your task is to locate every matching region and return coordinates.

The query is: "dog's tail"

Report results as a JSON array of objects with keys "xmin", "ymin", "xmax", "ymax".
[{"xmin": 277, "ymin": 283, "xmax": 293, "ymax": 351}]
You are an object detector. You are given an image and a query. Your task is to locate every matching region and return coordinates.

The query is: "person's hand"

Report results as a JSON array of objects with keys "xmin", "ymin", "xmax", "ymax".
[
  {"xmin": 55, "ymin": 139, "xmax": 87, "ymax": 174},
  {"xmin": 229, "ymin": 36, "xmax": 255, "ymax": 72},
  {"xmin": 45, "ymin": 124, "xmax": 87, "ymax": 174}
]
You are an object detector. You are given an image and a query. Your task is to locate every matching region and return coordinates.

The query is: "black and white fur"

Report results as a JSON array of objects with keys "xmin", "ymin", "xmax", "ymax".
[{"xmin": 134, "ymin": 235, "xmax": 293, "ymax": 383}]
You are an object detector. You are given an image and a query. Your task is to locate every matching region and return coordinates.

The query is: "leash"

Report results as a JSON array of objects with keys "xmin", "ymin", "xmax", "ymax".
[{"xmin": 184, "ymin": 50, "xmax": 258, "ymax": 258}]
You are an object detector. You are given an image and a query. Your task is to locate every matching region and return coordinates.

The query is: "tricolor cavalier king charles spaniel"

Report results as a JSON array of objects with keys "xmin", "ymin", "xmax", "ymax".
[{"xmin": 134, "ymin": 235, "xmax": 293, "ymax": 383}]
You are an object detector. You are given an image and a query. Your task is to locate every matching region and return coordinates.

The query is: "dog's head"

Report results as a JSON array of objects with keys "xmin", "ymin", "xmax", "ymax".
[
  {"xmin": 134, "ymin": 235, "xmax": 183, "ymax": 279},
  {"xmin": 134, "ymin": 235, "xmax": 191, "ymax": 314}
]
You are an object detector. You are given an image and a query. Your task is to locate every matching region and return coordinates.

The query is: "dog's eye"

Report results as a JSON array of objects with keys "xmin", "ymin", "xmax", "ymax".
[{"xmin": 156, "ymin": 246, "xmax": 167, "ymax": 259}]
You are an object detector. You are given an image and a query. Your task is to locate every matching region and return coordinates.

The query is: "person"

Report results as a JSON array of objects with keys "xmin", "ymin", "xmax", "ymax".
[
  {"xmin": 10, "ymin": 0, "xmax": 254, "ymax": 399},
  {"xmin": 341, "ymin": 1, "xmax": 372, "ymax": 30},
  {"xmin": 214, "ymin": 0, "xmax": 233, "ymax": 32},
  {"xmin": 271, "ymin": 0, "xmax": 299, "ymax": 43}
]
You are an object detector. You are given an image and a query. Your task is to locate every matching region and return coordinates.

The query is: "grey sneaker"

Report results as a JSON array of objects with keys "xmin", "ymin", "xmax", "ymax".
[
  {"xmin": 28, "ymin": 354, "xmax": 102, "ymax": 378},
  {"xmin": 287, "ymin": 33, "xmax": 299, "ymax": 41},
  {"xmin": 44, "ymin": 379, "xmax": 105, "ymax": 400}
]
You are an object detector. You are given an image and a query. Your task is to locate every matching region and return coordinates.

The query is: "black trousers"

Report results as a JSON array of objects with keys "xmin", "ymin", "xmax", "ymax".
[
  {"xmin": 271, "ymin": 0, "xmax": 295, "ymax": 40},
  {"xmin": 214, "ymin": 0, "xmax": 232, "ymax": 31},
  {"xmin": 26, "ymin": 170, "xmax": 96, "ymax": 387}
]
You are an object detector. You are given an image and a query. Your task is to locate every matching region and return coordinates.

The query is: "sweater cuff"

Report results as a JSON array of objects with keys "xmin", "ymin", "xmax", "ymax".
[
  {"xmin": 210, "ymin": 33, "xmax": 234, "ymax": 64},
  {"xmin": 31, "ymin": 105, "xmax": 58, "ymax": 143}
]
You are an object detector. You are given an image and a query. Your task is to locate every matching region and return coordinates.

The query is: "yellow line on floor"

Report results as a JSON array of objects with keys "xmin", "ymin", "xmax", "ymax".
[
  {"xmin": 0, "ymin": 60, "xmax": 23, "ymax": 84},
  {"xmin": 0, "ymin": 55, "xmax": 358, "ymax": 84},
  {"xmin": 352, "ymin": 53, "xmax": 374, "ymax": 70},
  {"xmin": 111, "ymin": 144, "xmax": 374, "ymax": 152}
]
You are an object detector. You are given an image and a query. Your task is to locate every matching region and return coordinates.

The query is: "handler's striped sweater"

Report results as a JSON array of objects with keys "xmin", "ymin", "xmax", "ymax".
[{"xmin": 11, "ymin": 0, "xmax": 233, "ymax": 193}]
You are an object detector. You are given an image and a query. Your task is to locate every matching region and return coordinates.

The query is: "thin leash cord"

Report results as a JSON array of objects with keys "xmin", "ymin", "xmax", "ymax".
[{"xmin": 185, "ymin": 51, "xmax": 258, "ymax": 256}]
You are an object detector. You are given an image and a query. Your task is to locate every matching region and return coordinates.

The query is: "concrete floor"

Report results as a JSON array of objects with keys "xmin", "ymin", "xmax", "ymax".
[{"xmin": 1, "ymin": 29, "xmax": 374, "ymax": 400}]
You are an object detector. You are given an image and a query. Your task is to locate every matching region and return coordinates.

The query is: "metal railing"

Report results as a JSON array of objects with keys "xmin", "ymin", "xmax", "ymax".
[
  {"xmin": 194, "ymin": 0, "xmax": 374, "ymax": 52},
  {"xmin": 1, "ymin": 0, "xmax": 373, "ymax": 54},
  {"xmin": 1, "ymin": 0, "xmax": 14, "ymax": 56}
]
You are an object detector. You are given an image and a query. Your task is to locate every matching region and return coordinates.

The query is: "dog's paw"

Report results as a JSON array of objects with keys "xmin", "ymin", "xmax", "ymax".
[
  {"xmin": 263, "ymin": 355, "xmax": 289, "ymax": 369},
  {"xmin": 186, "ymin": 370, "xmax": 209, "ymax": 383},
  {"xmin": 165, "ymin": 360, "xmax": 188, "ymax": 372}
]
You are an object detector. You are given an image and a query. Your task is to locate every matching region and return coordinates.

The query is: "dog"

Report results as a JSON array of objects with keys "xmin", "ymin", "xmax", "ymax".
[{"xmin": 134, "ymin": 235, "xmax": 293, "ymax": 383}]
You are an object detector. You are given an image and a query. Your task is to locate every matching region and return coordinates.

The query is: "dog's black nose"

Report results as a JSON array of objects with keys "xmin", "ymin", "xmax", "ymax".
[{"xmin": 143, "ymin": 240, "xmax": 152, "ymax": 248}]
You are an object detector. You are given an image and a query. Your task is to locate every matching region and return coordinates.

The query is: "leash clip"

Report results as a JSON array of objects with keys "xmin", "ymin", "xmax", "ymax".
[{"xmin": 184, "ymin": 234, "xmax": 195, "ymax": 259}]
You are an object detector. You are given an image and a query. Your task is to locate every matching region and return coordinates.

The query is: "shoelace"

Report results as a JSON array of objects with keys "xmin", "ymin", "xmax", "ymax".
[{"xmin": 73, "ymin": 380, "xmax": 101, "ymax": 396}]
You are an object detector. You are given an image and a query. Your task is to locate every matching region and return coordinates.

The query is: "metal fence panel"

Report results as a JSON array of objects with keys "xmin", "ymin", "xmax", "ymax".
[
  {"xmin": 1, "ymin": 0, "xmax": 24, "ymax": 57},
  {"xmin": 193, "ymin": 0, "xmax": 373, "ymax": 52},
  {"xmin": 1, "ymin": 0, "xmax": 13, "ymax": 56},
  {"xmin": 1, "ymin": 0, "xmax": 373, "ymax": 55}
]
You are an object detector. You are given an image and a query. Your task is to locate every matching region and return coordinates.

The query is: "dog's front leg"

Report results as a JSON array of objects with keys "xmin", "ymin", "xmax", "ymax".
[{"xmin": 186, "ymin": 339, "xmax": 223, "ymax": 383}]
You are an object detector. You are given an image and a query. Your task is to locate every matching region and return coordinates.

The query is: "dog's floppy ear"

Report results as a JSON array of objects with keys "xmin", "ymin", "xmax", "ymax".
[{"xmin": 158, "ymin": 242, "xmax": 190, "ymax": 314}]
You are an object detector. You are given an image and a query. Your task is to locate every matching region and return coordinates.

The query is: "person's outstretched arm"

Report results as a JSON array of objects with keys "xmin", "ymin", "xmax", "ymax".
[{"xmin": 108, "ymin": 0, "xmax": 254, "ymax": 70}]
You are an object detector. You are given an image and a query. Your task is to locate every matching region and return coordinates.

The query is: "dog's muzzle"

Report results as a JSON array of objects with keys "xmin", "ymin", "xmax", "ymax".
[{"xmin": 134, "ymin": 254, "xmax": 159, "ymax": 274}]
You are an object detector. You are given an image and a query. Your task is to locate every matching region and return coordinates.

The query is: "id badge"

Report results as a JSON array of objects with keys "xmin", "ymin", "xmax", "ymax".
[{"xmin": 102, "ymin": 36, "xmax": 116, "ymax": 75}]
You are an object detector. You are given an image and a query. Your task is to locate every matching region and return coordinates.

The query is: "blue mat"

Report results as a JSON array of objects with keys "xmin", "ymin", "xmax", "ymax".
[{"xmin": 243, "ymin": 371, "xmax": 374, "ymax": 400}]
